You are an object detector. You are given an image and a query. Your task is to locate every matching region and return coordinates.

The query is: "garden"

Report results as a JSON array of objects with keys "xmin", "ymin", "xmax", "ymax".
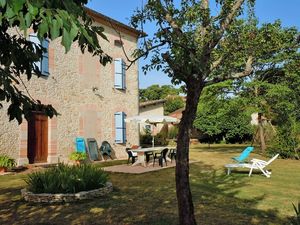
[{"xmin": 0, "ymin": 144, "xmax": 299, "ymax": 225}]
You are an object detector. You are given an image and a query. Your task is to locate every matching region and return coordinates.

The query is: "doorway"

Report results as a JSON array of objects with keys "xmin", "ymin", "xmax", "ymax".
[{"xmin": 27, "ymin": 112, "xmax": 48, "ymax": 164}]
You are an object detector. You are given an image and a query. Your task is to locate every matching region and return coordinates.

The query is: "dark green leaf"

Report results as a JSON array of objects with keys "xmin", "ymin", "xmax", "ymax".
[
  {"xmin": 49, "ymin": 19, "xmax": 60, "ymax": 39},
  {"xmin": 61, "ymin": 28, "xmax": 72, "ymax": 52},
  {"xmin": 0, "ymin": 0, "xmax": 6, "ymax": 8},
  {"xmin": 38, "ymin": 20, "xmax": 49, "ymax": 38},
  {"xmin": 24, "ymin": 12, "xmax": 32, "ymax": 27},
  {"xmin": 28, "ymin": 3, "xmax": 38, "ymax": 17}
]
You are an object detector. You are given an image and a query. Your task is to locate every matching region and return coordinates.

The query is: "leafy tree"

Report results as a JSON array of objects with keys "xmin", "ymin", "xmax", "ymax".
[
  {"xmin": 194, "ymin": 86, "xmax": 254, "ymax": 144},
  {"xmin": 0, "ymin": 0, "xmax": 111, "ymax": 123},
  {"xmin": 131, "ymin": 1, "xmax": 299, "ymax": 224},
  {"xmin": 164, "ymin": 95, "xmax": 184, "ymax": 114},
  {"xmin": 139, "ymin": 84, "xmax": 181, "ymax": 101}
]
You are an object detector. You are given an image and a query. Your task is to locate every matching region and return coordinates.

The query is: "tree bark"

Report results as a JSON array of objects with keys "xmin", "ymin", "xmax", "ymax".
[
  {"xmin": 176, "ymin": 81, "xmax": 203, "ymax": 225},
  {"xmin": 258, "ymin": 113, "xmax": 266, "ymax": 153}
]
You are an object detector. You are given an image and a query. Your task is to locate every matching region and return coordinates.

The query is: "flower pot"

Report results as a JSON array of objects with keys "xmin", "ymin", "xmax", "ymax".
[
  {"xmin": 75, "ymin": 160, "xmax": 81, "ymax": 165},
  {"xmin": 0, "ymin": 166, "xmax": 7, "ymax": 173}
]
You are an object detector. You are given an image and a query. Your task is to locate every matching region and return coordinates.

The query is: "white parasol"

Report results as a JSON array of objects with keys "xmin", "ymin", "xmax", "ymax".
[{"xmin": 125, "ymin": 115, "xmax": 179, "ymax": 147}]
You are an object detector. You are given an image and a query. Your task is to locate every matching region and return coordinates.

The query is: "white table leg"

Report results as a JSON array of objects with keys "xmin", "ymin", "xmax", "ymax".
[{"xmin": 131, "ymin": 152, "xmax": 146, "ymax": 167}]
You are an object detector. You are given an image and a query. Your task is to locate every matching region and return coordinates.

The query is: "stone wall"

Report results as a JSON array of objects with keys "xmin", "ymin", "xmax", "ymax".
[
  {"xmin": 21, "ymin": 182, "xmax": 113, "ymax": 203},
  {"xmin": 0, "ymin": 13, "xmax": 139, "ymax": 164},
  {"xmin": 139, "ymin": 103, "xmax": 165, "ymax": 134}
]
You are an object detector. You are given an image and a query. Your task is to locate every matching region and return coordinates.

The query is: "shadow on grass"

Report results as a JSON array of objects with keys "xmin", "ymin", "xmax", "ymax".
[
  {"xmin": 192, "ymin": 144, "xmax": 250, "ymax": 153},
  {"xmin": 0, "ymin": 161, "xmax": 289, "ymax": 225}
]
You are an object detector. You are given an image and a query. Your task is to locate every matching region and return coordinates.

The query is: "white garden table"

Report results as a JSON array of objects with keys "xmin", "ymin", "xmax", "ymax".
[{"xmin": 131, "ymin": 146, "xmax": 172, "ymax": 167}]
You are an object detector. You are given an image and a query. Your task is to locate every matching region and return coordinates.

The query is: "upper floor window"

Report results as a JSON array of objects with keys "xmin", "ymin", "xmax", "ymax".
[
  {"xmin": 29, "ymin": 34, "xmax": 49, "ymax": 76},
  {"xmin": 114, "ymin": 58, "xmax": 125, "ymax": 89}
]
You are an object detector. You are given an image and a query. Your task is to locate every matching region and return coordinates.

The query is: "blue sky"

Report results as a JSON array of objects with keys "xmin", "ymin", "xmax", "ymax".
[{"xmin": 87, "ymin": 0, "xmax": 300, "ymax": 89}]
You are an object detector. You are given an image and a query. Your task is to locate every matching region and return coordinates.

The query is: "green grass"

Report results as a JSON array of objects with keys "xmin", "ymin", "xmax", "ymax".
[{"xmin": 0, "ymin": 144, "xmax": 299, "ymax": 225}]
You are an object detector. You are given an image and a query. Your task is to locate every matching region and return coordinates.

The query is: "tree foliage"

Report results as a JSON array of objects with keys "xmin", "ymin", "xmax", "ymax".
[
  {"xmin": 0, "ymin": 0, "xmax": 111, "ymax": 123},
  {"xmin": 194, "ymin": 83, "xmax": 254, "ymax": 144},
  {"xmin": 131, "ymin": 0, "xmax": 299, "ymax": 224},
  {"xmin": 195, "ymin": 38, "xmax": 300, "ymax": 155},
  {"xmin": 139, "ymin": 84, "xmax": 184, "ymax": 114},
  {"xmin": 165, "ymin": 95, "xmax": 184, "ymax": 114},
  {"xmin": 139, "ymin": 84, "xmax": 182, "ymax": 101}
]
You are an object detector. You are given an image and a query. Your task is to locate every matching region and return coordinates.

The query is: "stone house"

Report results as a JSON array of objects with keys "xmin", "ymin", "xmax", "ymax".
[
  {"xmin": 0, "ymin": 8, "xmax": 140, "ymax": 165},
  {"xmin": 139, "ymin": 99, "xmax": 166, "ymax": 134}
]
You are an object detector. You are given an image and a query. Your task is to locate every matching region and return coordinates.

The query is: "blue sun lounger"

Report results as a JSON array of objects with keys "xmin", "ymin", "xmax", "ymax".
[{"xmin": 232, "ymin": 146, "xmax": 254, "ymax": 163}]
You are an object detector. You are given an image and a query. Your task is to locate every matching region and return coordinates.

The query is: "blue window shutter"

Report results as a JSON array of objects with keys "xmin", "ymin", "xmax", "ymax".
[
  {"xmin": 41, "ymin": 39, "xmax": 49, "ymax": 76},
  {"xmin": 114, "ymin": 58, "xmax": 122, "ymax": 89},
  {"xmin": 115, "ymin": 112, "xmax": 126, "ymax": 143},
  {"xmin": 122, "ymin": 112, "xmax": 127, "ymax": 142},
  {"xmin": 29, "ymin": 34, "xmax": 41, "ymax": 71},
  {"xmin": 122, "ymin": 60, "xmax": 126, "ymax": 89},
  {"xmin": 115, "ymin": 58, "xmax": 125, "ymax": 89}
]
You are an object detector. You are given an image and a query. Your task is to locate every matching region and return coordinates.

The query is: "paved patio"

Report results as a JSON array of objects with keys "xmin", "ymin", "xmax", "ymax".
[
  {"xmin": 103, "ymin": 161, "xmax": 177, "ymax": 174},
  {"xmin": 103, "ymin": 160, "xmax": 198, "ymax": 174}
]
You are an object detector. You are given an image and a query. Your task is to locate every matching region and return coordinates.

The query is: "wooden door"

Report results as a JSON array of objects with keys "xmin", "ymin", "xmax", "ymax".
[{"xmin": 27, "ymin": 112, "xmax": 48, "ymax": 164}]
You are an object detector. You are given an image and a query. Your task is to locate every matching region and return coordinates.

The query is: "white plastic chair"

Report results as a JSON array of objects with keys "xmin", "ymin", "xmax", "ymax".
[
  {"xmin": 225, "ymin": 154, "xmax": 279, "ymax": 178},
  {"xmin": 248, "ymin": 154, "xmax": 279, "ymax": 178}
]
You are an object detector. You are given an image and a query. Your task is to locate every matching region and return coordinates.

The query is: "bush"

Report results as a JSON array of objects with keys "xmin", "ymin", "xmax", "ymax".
[
  {"xmin": 69, "ymin": 152, "xmax": 87, "ymax": 161},
  {"xmin": 168, "ymin": 126, "xmax": 178, "ymax": 139},
  {"xmin": 25, "ymin": 164, "xmax": 108, "ymax": 194},
  {"xmin": 140, "ymin": 133, "xmax": 153, "ymax": 146},
  {"xmin": 155, "ymin": 133, "xmax": 169, "ymax": 146},
  {"xmin": 267, "ymin": 129, "xmax": 299, "ymax": 159},
  {"xmin": 0, "ymin": 155, "xmax": 16, "ymax": 168}
]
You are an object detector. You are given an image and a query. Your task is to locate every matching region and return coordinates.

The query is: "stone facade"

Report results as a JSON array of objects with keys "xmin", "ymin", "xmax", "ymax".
[{"xmin": 0, "ymin": 9, "xmax": 140, "ymax": 165}]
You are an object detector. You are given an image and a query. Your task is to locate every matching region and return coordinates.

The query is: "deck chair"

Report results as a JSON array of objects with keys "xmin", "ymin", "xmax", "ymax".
[
  {"xmin": 75, "ymin": 137, "xmax": 86, "ymax": 153},
  {"xmin": 232, "ymin": 146, "xmax": 254, "ymax": 163},
  {"xmin": 86, "ymin": 138, "xmax": 101, "ymax": 161},
  {"xmin": 248, "ymin": 154, "xmax": 279, "ymax": 178},
  {"xmin": 225, "ymin": 154, "xmax": 279, "ymax": 178},
  {"xmin": 99, "ymin": 141, "xmax": 113, "ymax": 160}
]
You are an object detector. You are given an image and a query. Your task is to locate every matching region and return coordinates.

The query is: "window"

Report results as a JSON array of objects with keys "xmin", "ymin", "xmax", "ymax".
[
  {"xmin": 114, "ymin": 58, "xmax": 125, "ymax": 89},
  {"xmin": 29, "ymin": 34, "xmax": 49, "ymax": 76},
  {"xmin": 115, "ymin": 112, "xmax": 126, "ymax": 143}
]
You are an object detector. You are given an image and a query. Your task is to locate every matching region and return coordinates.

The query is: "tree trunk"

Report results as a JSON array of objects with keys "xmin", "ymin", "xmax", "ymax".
[
  {"xmin": 258, "ymin": 113, "xmax": 266, "ymax": 153},
  {"xmin": 176, "ymin": 82, "xmax": 203, "ymax": 225}
]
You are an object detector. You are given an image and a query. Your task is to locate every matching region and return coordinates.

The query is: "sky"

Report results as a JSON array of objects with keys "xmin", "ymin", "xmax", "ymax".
[{"xmin": 86, "ymin": 0, "xmax": 300, "ymax": 89}]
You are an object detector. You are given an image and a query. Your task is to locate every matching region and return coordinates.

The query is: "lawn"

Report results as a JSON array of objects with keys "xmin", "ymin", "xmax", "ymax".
[{"xmin": 0, "ymin": 144, "xmax": 299, "ymax": 225}]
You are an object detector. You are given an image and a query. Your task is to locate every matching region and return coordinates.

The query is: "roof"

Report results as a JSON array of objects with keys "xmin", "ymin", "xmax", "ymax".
[
  {"xmin": 85, "ymin": 7, "xmax": 143, "ymax": 38},
  {"xmin": 139, "ymin": 99, "xmax": 166, "ymax": 108},
  {"xmin": 168, "ymin": 108, "xmax": 184, "ymax": 119}
]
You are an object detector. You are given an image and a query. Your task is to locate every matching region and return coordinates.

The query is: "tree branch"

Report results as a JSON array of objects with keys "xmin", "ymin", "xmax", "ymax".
[
  {"xmin": 108, "ymin": 19, "xmax": 166, "ymax": 70},
  {"xmin": 157, "ymin": 0, "xmax": 183, "ymax": 35},
  {"xmin": 210, "ymin": 55, "xmax": 224, "ymax": 71},
  {"xmin": 209, "ymin": 0, "xmax": 245, "ymax": 50},
  {"xmin": 199, "ymin": 0, "xmax": 210, "ymax": 36},
  {"xmin": 204, "ymin": 56, "xmax": 253, "ymax": 86}
]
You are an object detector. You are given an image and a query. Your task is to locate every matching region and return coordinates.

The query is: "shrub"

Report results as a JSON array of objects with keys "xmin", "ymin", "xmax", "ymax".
[
  {"xmin": 267, "ymin": 129, "xmax": 299, "ymax": 159},
  {"xmin": 155, "ymin": 133, "xmax": 169, "ymax": 146},
  {"xmin": 0, "ymin": 155, "xmax": 16, "ymax": 168},
  {"xmin": 168, "ymin": 126, "xmax": 178, "ymax": 139},
  {"xmin": 140, "ymin": 133, "xmax": 153, "ymax": 146},
  {"xmin": 25, "ymin": 164, "xmax": 108, "ymax": 194},
  {"xmin": 69, "ymin": 152, "xmax": 87, "ymax": 161}
]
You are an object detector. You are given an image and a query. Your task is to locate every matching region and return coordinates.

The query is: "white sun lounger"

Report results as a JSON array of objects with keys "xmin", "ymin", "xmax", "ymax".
[{"xmin": 225, "ymin": 154, "xmax": 279, "ymax": 178}]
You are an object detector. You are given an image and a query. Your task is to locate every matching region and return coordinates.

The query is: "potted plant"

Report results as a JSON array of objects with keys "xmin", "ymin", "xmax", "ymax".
[
  {"xmin": 69, "ymin": 152, "xmax": 87, "ymax": 165},
  {"xmin": 0, "ymin": 155, "xmax": 16, "ymax": 173}
]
